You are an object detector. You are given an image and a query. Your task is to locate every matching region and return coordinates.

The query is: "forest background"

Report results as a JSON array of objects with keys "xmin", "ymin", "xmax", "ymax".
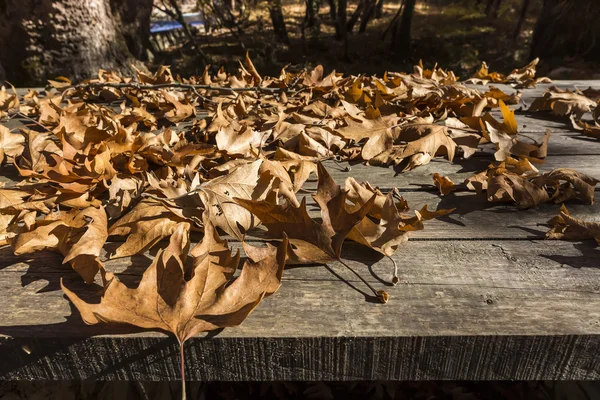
[{"xmin": 0, "ymin": 0, "xmax": 599, "ymax": 86}]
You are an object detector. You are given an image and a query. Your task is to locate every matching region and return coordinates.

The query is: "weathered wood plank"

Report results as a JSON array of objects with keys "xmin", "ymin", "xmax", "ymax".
[
  {"xmin": 1, "ymin": 334, "xmax": 598, "ymax": 381},
  {"xmin": 466, "ymin": 81, "xmax": 600, "ymax": 104},
  {"xmin": 318, "ymin": 156, "xmax": 600, "ymax": 191},
  {"xmin": 2, "ymin": 239, "xmax": 599, "ymax": 290},
  {"xmin": 0, "ymin": 240, "xmax": 599, "ymax": 380}
]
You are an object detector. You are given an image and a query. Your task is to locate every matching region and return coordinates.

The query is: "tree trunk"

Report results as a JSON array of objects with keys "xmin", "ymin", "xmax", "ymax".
[
  {"xmin": 336, "ymin": 0, "xmax": 348, "ymax": 59},
  {"xmin": 531, "ymin": 0, "xmax": 600, "ymax": 63},
  {"xmin": 305, "ymin": 0, "xmax": 318, "ymax": 27},
  {"xmin": 485, "ymin": 0, "xmax": 501, "ymax": 18},
  {"xmin": 165, "ymin": 0, "xmax": 214, "ymax": 60},
  {"xmin": 358, "ymin": 0, "xmax": 377, "ymax": 33},
  {"xmin": 268, "ymin": 0, "xmax": 290, "ymax": 44},
  {"xmin": 0, "ymin": 0, "xmax": 153, "ymax": 86},
  {"xmin": 513, "ymin": 0, "xmax": 530, "ymax": 40},
  {"xmin": 328, "ymin": 0, "xmax": 337, "ymax": 21},
  {"xmin": 393, "ymin": 0, "xmax": 417, "ymax": 56},
  {"xmin": 347, "ymin": 0, "xmax": 366, "ymax": 34},
  {"xmin": 375, "ymin": 0, "xmax": 385, "ymax": 18},
  {"xmin": 110, "ymin": 0, "xmax": 153, "ymax": 61}
]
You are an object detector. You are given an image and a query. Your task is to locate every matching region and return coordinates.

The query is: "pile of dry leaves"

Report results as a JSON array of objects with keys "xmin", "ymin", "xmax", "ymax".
[{"xmin": 1, "ymin": 55, "xmax": 599, "ymax": 383}]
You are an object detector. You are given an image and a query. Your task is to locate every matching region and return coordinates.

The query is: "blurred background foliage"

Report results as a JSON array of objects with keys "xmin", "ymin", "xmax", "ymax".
[{"xmin": 0, "ymin": 0, "xmax": 599, "ymax": 85}]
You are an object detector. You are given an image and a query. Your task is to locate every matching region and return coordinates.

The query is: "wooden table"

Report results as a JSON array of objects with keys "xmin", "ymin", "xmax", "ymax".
[{"xmin": 1, "ymin": 82, "xmax": 599, "ymax": 381}]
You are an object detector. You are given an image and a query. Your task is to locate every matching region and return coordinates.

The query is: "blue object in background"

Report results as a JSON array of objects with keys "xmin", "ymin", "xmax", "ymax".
[{"xmin": 150, "ymin": 12, "xmax": 204, "ymax": 33}]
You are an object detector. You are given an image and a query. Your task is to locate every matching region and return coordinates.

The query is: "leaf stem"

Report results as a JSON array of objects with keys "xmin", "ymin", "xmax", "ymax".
[
  {"xmin": 387, "ymin": 255, "xmax": 399, "ymax": 285},
  {"xmin": 337, "ymin": 258, "xmax": 388, "ymax": 303},
  {"xmin": 180, "ymin": 341, "xmax": 186, "ymax": 400},
  {"xmin": 8, "ymin": 111, "xmax": 51, "ymax": 132}
]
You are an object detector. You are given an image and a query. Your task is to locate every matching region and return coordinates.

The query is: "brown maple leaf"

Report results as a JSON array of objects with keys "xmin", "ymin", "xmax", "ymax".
[
  {"xmin": 64, "ymin": 222, "xmax": 287, "ymax": 341},
  {"xmin": 0, "ymin": 125, "xmax": 25, "ymax": 164},
  {"xmin": 235, "ymin": 163, "xmax": 389, "ymax": 302},
  {"xmin": 369, "ymin": 124, "xmax": 457, "ymax": 172},
  {"xmin": 546, "ymin": 205, "xmax": 600, "ymax": 244},
  {"xmin": 62, "ymin": 222, "xmax": 288, "ymax": 383},
  {"xmin": 344, "ymin": 177, "xmax": 453, "ymax": 283},
  {"xmin": 529, "ymin": 87, "xmax": 596, "ymax": 119},
  {"xmin": 433, "ymin": 173, "xmax": 456, "ymax": 195},
  {"xmin": 9, "ymin": 206, "xmax": 108, "ymax": 282}
]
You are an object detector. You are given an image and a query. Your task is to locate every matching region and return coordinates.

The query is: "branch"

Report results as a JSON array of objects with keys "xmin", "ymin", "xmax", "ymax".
[
  {"xmin": 154, "ymin": 4, "xmax": 178, "ymax": 20},
  {"xmin": 69, "ymin": 81, "xmax": 298, "ymax": 95}
]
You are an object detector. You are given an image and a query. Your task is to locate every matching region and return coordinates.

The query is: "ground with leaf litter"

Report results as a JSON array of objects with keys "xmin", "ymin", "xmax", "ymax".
[{"xmin": 0, "ymin": 57, "xmax": 599, "ymax": 387}]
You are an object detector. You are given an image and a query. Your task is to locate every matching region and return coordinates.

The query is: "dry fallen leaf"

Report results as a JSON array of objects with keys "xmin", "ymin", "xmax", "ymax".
[
  {"xmin": 546, "ymin": 205, "xmax": 600, "ymax": 244},
  {"xmin": 465, "ymin": 160, "xmax": 598, "ymax": 209},
  {"xmin": 529, "ymin": 87, "xmax": 596, "ymax": 119},
  {"xmin": 236, "ymin": 162, "xmax": 375, "ymax": 264},
  {"xmin": 10, "ymin": 206, "xmax": 108, "ymax": 282},
  {"xmin": 344, "ymin": 177, "xmax": 454, "ymax": 283},
  {"xmin": 0, "ymin": 125, "xmax": 25, "ymax": 164},
  {"xmin": 235, "ymin": 163, "xmax": 389, "ymax": 302},
  {"xmin": 63, "ymin": 221, "xmax": 288, "ymax": 343},
  {"xmin": 433, "ymin": 173, "xmax": 456, "ymax": 195},
  {"xmin": 534, "ymin": 168, "xmax": 599, "ymax": 205}
]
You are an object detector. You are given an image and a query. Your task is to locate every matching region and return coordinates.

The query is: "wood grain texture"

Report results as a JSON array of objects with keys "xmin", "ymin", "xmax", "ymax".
[
  {"xmin": 1, "ymin": 335, "xmax": 598, "ymax": 381},
  {"xmin": 317, "ymin": 155, "xmax": 600, "ymax": 191},
  {"xmin": 1, "ymin": 240, "xmax": 599, "ymax": 380},
  {"xmin": 1, "ymin": 81, "xmax": 600, "ymax": 381}
]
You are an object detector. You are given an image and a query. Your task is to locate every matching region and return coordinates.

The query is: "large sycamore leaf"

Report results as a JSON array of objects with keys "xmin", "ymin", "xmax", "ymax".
[
  {"xmin": 62, "ymin": 223, "xmax": 288, "ymax": 343},
  {"xmin": 235, "ymin": 163, "xmax": 376, "ymax": 263},
  {"xmin": 9, "ymin": 206, "xmax": 108, "ymax": 283}
]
